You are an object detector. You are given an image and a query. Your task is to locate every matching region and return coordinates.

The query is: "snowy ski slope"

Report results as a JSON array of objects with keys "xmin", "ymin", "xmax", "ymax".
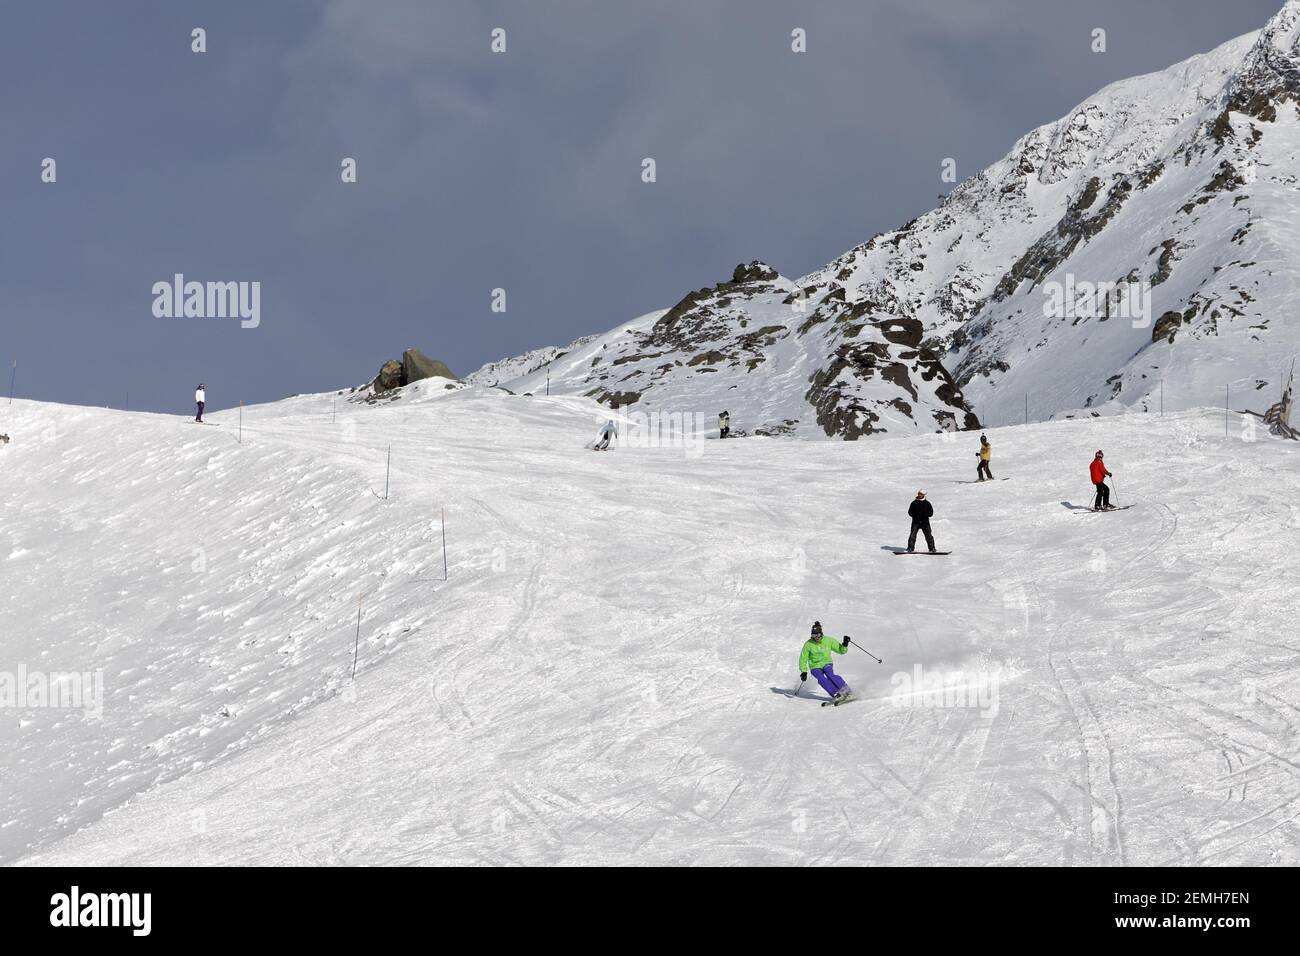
[{"xmin": 3, "ymin": 387, "xmax": 1299, "ymax": 865}]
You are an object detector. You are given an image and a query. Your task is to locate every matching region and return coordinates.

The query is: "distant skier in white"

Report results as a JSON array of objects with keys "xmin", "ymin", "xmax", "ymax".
[
  {"xmin": 719, "ymin": 410, "xmax": 731, "ymax": 439},
  {"xmin": 195, "ymin": 383, "xmax": 206, "ymax": 422},
  {"xmin": 593, "ymin": 419, "xmax": 617, "ymax": 451}
]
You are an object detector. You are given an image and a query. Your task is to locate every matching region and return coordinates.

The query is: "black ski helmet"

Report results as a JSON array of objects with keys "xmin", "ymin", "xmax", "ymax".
[{"xmin": 810, "ymin": 621, "xmax": 823, "ymax": 637}]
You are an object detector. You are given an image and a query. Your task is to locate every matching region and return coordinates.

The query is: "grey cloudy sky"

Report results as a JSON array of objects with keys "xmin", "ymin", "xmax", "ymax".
[{"xmin": 0, "ymin": 0, "xmax": 1283, "ymax": 412}]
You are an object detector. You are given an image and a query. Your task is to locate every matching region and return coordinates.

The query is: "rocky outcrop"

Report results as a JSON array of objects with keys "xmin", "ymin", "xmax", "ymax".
[
  {"xmin": 470, "ymin": 3, "xmax": 1300, "ymax": 430},
  {"xmin": 1224, "ymin": 0, "xmax": 1300, "ymax": 120},
  {"xmin": 732, "ymin": 261, "xmax": 779, "ymax": 283},
  {"xmin": 374, "ymin": 360, "xmax": 404, "ymax": 392},
  {"xmin": 402, "ymin": 349, "xmax": 456, "ymax": 384},
  {"xmin": 372, "ymin": 349, "xmax": 458, "ymax": 393}
]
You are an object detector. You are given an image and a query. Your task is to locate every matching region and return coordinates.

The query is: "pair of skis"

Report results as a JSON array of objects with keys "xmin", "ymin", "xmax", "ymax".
[{"xmin": 820, "ymin": 694, "xmax": 859, "ymax": 708}]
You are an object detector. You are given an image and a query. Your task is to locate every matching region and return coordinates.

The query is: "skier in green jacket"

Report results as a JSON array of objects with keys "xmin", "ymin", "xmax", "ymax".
[{"xmin": 798, "ymin": 621, "xmax": 853, "ymax": 701}]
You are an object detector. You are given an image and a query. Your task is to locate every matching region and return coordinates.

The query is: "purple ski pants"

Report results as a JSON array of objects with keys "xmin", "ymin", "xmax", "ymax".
[{"xmin": 812, "ymin": 663, "xmax": 848, "ymax": 697}]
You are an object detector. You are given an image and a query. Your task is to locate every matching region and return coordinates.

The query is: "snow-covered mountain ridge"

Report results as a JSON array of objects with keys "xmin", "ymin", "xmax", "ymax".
[{"xmin": 476, "ymin": 2, "xmax": 1300, "ymax": 433}]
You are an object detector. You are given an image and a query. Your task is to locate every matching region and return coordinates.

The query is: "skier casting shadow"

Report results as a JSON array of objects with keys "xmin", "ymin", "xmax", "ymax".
[
  {"xmin": 1090, "ymin": 450, "xmax": 1115, "ymax": 511},
  {"xmin": 907, "ymin": 490, "xmax": 937, "ymax": 553},
  {"xmin": 797, "ymin": 621, "xmax": 854, "ymax": 703}
]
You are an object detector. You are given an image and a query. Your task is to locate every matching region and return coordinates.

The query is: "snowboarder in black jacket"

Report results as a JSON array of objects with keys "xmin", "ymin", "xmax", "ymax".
[{"xmin": 907, "ymin": 490, "xmax": 936, "ymax": 553}]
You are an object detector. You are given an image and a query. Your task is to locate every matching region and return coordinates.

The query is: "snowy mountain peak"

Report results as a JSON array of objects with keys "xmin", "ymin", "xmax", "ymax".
[
  {"xmin": 472, "ymin": 262, "xmax": 979, "ymax": 439},
  {"xmin": 475, "ymin": 3, "xmax": 1300, "ymax": 433},
  {"xmin": 1227, "ymin": 0, "xmax": 1300, "ymax": 118}
]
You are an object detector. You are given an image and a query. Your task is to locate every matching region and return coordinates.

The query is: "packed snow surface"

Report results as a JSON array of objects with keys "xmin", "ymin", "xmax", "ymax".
[{"xmin": 3, "ymin": 386, "xmax": 1298, "ymax": 865}]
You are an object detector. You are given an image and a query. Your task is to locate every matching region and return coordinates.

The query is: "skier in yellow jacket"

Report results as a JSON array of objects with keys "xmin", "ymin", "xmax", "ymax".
[
  {"xmin": 798, "ymin": 621, "xmax": 853, "ymax": 701},
  {"xmin": 976, "ymin": 434, "xmax": 993, "ymax": 481}
]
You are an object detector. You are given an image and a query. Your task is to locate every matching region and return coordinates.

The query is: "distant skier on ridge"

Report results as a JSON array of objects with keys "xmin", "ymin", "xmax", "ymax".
[
  {"xmin": 195, "ymin": 383, "xmax": 206, "ymax": 423},
  {"xmin": 798, "ymin": 621, "xmax": 854, "ymax": 703},
  {"xmin": 907, "ymin": 490, "xmax": 937, "ymax": 553},
  {"xmin": 976, "ymin": 434, "xmax": 993, "ymax": 481},
  {"xmin": 1090, "ymin": 450, "xmax": 1114, "ymax": 511}
]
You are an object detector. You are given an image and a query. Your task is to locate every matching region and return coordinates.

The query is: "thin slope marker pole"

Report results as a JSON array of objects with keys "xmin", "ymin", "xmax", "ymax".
[
  {"xmin": 441, "ymin": 507, "xmax": 448, "ymax": 581},
  {"xmin": 351, "ymin": 592, "xmax": 364, "ymax": 679},
  {"xmin": 369, "ymin": 446, "xmax": 392, "ymax": 500}
]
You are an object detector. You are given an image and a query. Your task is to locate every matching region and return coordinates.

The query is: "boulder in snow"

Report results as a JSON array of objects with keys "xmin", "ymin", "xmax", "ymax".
[
  {"xmin": 374, "ymin": 360, "xmax": 404, "ymax": 392},
  {"xmin": 402, "ymin": 349, "xmax": 456, "ymax": 384}
]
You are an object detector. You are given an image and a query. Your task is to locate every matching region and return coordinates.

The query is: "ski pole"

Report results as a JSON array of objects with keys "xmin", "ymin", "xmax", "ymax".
[
  {"xmin": 791, "ymin": 676, "xmax": 805, "ymax": 699},
  {"xmin": 846, "ymin": 638, "xmax": 883, "ymax": 664},
  {"xmin": 1111, "ymin": 475, "xmax": 1118, "ymax": 507}
]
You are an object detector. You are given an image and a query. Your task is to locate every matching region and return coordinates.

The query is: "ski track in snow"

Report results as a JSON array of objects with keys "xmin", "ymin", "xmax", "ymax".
[{"xmin": 2, "ymin": 388, "xmax": 1299, "ymax": 866}]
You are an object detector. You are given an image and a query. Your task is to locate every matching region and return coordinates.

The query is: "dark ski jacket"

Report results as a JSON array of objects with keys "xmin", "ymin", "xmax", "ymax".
[{"xmin": 908, "ymin": 499, "xmax": 934, "ymax": 522}]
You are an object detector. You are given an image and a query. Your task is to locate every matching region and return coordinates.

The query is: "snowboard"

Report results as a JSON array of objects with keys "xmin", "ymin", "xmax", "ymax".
[{"xmin": 893, "ymin": 550, "xmax": 952, "ymax": 556}]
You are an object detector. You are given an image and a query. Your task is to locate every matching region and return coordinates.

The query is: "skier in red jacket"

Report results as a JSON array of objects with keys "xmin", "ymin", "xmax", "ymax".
[{"xmin": 1089, "ymin": 450, "xmax": 1114, "ymax": 511}]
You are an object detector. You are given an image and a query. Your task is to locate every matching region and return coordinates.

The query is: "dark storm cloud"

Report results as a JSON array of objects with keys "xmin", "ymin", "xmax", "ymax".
[{"xmin": 0, "ymin": 0, "xmax": 1283, "ymax": 411}]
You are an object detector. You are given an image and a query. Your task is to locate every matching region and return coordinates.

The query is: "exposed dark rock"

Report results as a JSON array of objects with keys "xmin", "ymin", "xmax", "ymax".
[
  {"xmin": 881, "ymin": 363, "xmax": 917, "ymax": 400},
  {"xmin": 732, "ymin": 261, "xmax": 779, "ymax": 283},
  {"xmin": 687, "ymin": 350, "xmax": 728, "ymax": 367},
  {"xmin": 374, "ymin": 359, "xmax": 403, "ymax": 392},
  {"xmin": 1152, "ymin": 310, "xmax": 1183, "ymax": 343},
  {"xmin": 992, "ymin": 174, "xmax": 1134, "ymax": 301},
  {"xmin": 586, "ymin": 388, "xmax": 642, "ymax": 407},
  {"xmin": 877, "ymin": 317, "xmax": 924, "ymax": 348},
  {"xmin": 1152, "ymin": 239, "xmax": 1179, "ymax": 286},
  {"xmin": 402, "ymin": 349, "xmax": 456, "ymax": 383}
]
